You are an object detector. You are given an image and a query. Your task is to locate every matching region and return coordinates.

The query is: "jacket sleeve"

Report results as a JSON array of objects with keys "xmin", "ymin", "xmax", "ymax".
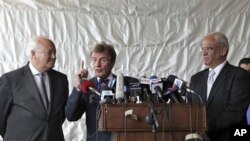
[
  {"xmin": 65, "ymin": 88, "xmax": 86, "ymax": 121},
  {"xmin": 0, "ymin": 75, "xmax": 13, "ymax": 137}
]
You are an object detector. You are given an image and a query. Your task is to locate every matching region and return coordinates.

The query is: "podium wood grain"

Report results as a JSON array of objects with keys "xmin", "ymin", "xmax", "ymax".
[{"xmin": 98, "ymin": 103, "xmax": 207, "ymax": 141}]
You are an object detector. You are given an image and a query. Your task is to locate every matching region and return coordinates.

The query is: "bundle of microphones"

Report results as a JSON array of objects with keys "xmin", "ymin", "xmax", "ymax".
[
  {"xmin": 139, "ymin": 75, "xmax": 196, "ymax": 104},
  {"xmin": 80, "ymin": 73, "xmax": 198, "ymax": 105},
  {"xmin": 81, "ymin": 73, "xmax": 127, "ymax": 104}
]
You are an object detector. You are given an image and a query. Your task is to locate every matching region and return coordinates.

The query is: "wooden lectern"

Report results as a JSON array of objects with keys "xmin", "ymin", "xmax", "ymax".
[{"xmin": 98, "ymin": 103, "xmax": 207, "ymax": 141}]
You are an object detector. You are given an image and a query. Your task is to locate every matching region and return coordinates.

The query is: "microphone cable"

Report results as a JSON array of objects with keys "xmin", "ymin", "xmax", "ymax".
[
  {"xmin": 185, "ymin": 103, "xmax": 202, "ymax": 141},
  {"xmin": 123, "ymin": 103, "xmax": 127, "ymax": 141},
  {"xmin": 161, "ymin": 102, "xmax": 174, "ymax": 141},
  {"xmin": 183, "ymin": 90, "xmax": 203, "ymax": 104},
  {"xmin": 192, "ymin": 92, "xmax": 203, "ymax": 103},
  {"xmin": 160, "ymin": 102, "xmax": 166, "ymax": 141},
  {"xmin": 164, "ymin": 103, "xmax": 174, "ymax": 141}
]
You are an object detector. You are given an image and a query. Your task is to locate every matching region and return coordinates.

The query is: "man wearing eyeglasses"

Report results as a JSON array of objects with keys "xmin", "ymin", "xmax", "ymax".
[
  {"xmin": 0, "ymin": 36, "xmax": 69, "ymax": 141},
  {"xmin": 189, "ymin": 32, "xmax": 250, "ymax": 141},
  {"xmin": 65, "ymin": 42, "xmax": 138, "ymax": 141}
]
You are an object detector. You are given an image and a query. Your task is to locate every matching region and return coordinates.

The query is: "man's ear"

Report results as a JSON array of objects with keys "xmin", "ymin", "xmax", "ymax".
[
  {"xmin": 31, "ymin": 50, "xmax": 36, "ymax": 59},
  {"xmin": 31, "ymin": 50, "xmax": 35, "ymax": 55},
  {"xmin": 221, "ymin": 47, "xmax": 228, "ymax": 56}
]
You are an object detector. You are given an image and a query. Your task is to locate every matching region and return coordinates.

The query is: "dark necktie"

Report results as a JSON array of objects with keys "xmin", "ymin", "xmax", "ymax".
[{"xmin": 39, "ymin": 73, "xmax": 49, "ymax": 110}]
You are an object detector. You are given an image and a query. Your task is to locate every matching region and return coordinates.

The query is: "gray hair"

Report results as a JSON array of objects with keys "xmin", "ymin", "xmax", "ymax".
[
  {"xmin": 206, "ymin": 32, "xmax": 229, "ymax": 48},
  {"xmin": 26, "ymin": 35, "xmax": 52, "ymax": 59}
]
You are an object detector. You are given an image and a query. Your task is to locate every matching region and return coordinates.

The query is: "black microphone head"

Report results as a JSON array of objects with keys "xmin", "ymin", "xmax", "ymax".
[
  {"xmin": 140, "ymin": 86, "xmax": 149, "ymax": 101},
  {"xmin": 162, "ymin": 86, "xmax": 177, "ymax": 102},
  {"xmin": 160, "ymin": 75, "xmax": 178, "ymax": 90},
  {"xmin": 129, "ymin": 83, "xmax": 141, "ymax": 96},
  {"xmin": 154, "ymin": 86, "xmax": 163, "ymax": 96},
  {"xmin": 167, "ymin": 75, "xmax": 178, "ymax": 84}
]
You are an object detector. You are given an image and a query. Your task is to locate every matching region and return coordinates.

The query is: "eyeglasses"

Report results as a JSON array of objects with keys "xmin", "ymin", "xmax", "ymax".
[
  {"xmin": 199, "ymin": 45, "xmax": 222, "ymax": 53},
  {"xmin": 35, "ymin": 50, "xmax": 56, "ymax": 56}
]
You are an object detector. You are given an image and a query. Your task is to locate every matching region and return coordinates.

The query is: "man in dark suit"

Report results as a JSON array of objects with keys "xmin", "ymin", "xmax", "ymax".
[
  {"xmin": 190, "ymin": 32, "xmax": 250, "ymax": 141},
  {"xmin": 65, "ymin": 42, "xmax": 138, "ymax": 141},
  {"xmin": 238, "ymin": 58, "xmax": 250, "ymax": 125},
  {"xmin": 0, "ymin": 36, "xmax": 69, "ymax": 141}
]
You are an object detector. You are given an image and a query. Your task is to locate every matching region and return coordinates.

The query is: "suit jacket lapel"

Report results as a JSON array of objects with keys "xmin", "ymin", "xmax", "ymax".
[
  {"xmin": 110, "ymin": 74, "xmax": 117, "ymax": 93},
  {"xmin": 202, "ymin": 70, "xmax": 209, "ymax": 103},
  {"xmin": 23, "ymin": 64, "xmax": 48, "ymax": 114},
  {"xmin": 91, "ymin": 77, "xmax": 99, "ymax": 90},
  {"xmin": 207, "ymin": 63, "xmax": 230, "ymax": 105},
  {"xmin": 47, "ymin": 70, "xmax": 54, "ymax": 115}
]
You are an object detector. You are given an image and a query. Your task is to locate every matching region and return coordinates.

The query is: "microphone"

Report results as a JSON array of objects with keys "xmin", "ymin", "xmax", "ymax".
[
  {"xmin": 140, "ymin": 75, "xmax": 161, "ymax": 103},
  {"xmin": 162, "ymin": 85, "xmax": 181, "ymax": 103},
  {"xmin": 129, "ymin": 83, "xmax": 141, "ymax": 96},
  {"xmin": 166, "ymin": 75, "xmax": 203, "ymax": 103},
  {"xmin": 140, "ymin": 76, "xmax": 150, "ymax": 85},
  {"xmin": 129, "ymin": 82, "xmax": 141, "ymax": 103},
  {"xmin": 115, "ymin": 72, "xmax": 125, "ymax": 103},
  {"xmin": 143, "ymin": 87, "xmax": 160, "ymax": 129},
  {"xmin": 167, "ymin": 75, "xmax": 195, "ymax": 94},
  {"xmin": 81, "ymin": 80, "xmax": 100, "ymax": 96},
  {"xmin": 149, "ymin": 75, "xmax": 163, "ymax": 94},
  {"xmin": 140, "ymin": 75, "xmax": 163, "ymax": 94},
  {"xmin": 154, "ymin": 85, "xmax": 164, "ymax": 101},
  {"xmin": 149, "ymin": 75, "xmax": 163, "ymax": 103},
  {"xmin": 101, "ymin": 84, "xmax": 115, "ymax": 104}
]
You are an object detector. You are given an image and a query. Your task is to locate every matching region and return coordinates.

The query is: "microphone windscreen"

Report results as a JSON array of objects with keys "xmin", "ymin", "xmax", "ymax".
[
  {"xmin": 115, "ymin": 73, "xmax": 125, "ymax": 102},
  {"xmin": 81, "ymin": 80, "xmax": 95, "ymax": 93}
]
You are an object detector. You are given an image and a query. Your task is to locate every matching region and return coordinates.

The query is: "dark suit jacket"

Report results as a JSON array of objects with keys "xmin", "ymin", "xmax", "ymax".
[
  {"xmin": 190, "ymin": 62, "xmax": 250, "ymax": 141},
  {"xmin": 65, "ymin": 74, "xmax": 138, "ymax": 141},
  {"xmin": 0, "ymin": 63, "xmax": 69, "ymax": 141}
]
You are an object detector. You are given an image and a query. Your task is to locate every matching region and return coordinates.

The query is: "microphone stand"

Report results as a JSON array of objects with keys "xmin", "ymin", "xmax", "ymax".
[{"xmin": 144, "ymin": 88, "xmax": 159, "ymax": 141}]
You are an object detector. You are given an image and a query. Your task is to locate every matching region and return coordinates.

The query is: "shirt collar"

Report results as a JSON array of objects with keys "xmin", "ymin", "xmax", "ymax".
[
  {"xmin": 209, "ymin": 60, "xmax": 227, "ymax": 76},
  {"xmin": 97, "ymin": 73, "xmax": 113, "ymax": 82},
  {"xmin": 29, "ymin": 62, "xmax": 47, "ymax": 75}
]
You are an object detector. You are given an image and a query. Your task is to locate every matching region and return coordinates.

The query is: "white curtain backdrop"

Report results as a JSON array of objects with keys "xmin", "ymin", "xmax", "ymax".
[{"xmin": 0, "ymin": 0, "xmax": 250, "ymax": 141}]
